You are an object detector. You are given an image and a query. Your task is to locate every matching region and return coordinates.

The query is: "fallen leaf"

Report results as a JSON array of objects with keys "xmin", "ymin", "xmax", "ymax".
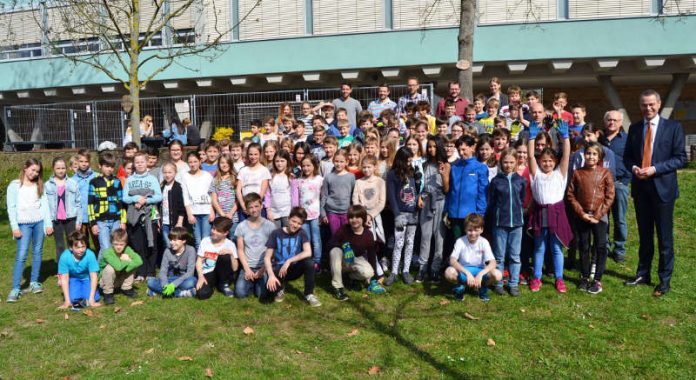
[
  {"xmin": 99, "ymin": 324, "xmax": 106, "ymax": 329},
  {"xmin": 362, "ymin": 294, "xmax": 369, "ymax": 298},
  {"xmin": 36, "ymin": 319, "xmax": 46, "ymax": 324},
  {"xmin": 64, "ymin": 313, "xmax": 69, "ymax": 320},
  {"xmin": 463, "ymin": 312, "xmax": 480, "ymax": 321},
  {"xmin": 520, "ymin": 308, "xmax": 526, "ymax": 313},
  {"xmin": 114, "ymin": 307, "xmax": 122, "ymax": 314},
  {"xmin": 0, "ymin": 330, "xmax": 10, "ymax": 338},
  {"xmin": 243, "ymin": 326, "xmax": 255, "ymax": 335},
  {"xmin": 130, "ymin": 300, "xmax": 144, "ymax": 307},
  {"xmin": 486, "ymin": 338, "xmax": 496, "ymax": 347},
  {"xmin": 347, "ymin": 328, "xmax": 359, "ymax": 337},
  {"xmin": 588, "ymin": 324, "xmax": 594, "ymax": 329},
  {"xmin": 641, "ymin": 314, "xmax": 652, "ymax": 320},
  {"xmin": 205, "ymin": 368, "xmax": 214, "ymax": 378},
  {"xmin": 83, "ymin": 309, "xmax": 94, "ymax": 317},
  {"xmin": 144, "ymin": 348, "xmax": 154, "ymax": 354},
  {"xmin": 294, "ymin": 350, "xmax": 304, "ymax": 355},
  {"xmin": 177, "ymin": 356, "xmax": 193, "ymax": 361},
  {"xmin": 439, "ymin": 299, "xmax": 450, "ymax": 305},
  {"xmin": 368, "ymin": 365, "xmax": 381, "ymax": 375}
]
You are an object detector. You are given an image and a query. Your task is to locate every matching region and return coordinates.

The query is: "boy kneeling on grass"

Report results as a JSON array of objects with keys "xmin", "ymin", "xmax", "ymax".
[
  {"xmin": 99, "ymin": 228, "xmax": 143, "ymax": 305},
  {"xmin": 235, "ymin": 193, "xmax": 276, "ymax": 299},
  {"xmin": 58, "ymin": 231, "xmax": 101, "ymax": 309},
  {"xmin": 264, "ymin": 207, "xmax": 321, "ymax": 307},
  {"xmin": 444, "ymin": 214, "xmax": 502, "ymax": 302},
  {"xmin": 195, "ymin": 217, "xmax": 238, "ymax": 300},
  {"xmin": 147, "ymin": 227, "xmax": 197, "ymax": 298}
]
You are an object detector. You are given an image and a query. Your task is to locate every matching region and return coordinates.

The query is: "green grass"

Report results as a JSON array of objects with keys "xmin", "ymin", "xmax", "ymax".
[{"xmin": 1, "ymin": 173, "xmax": 695, "ymax": 379}]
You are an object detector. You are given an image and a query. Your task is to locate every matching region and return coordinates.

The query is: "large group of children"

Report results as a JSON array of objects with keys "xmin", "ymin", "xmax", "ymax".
[{"xmin": 6, "ymin": 79, "xmax": 627, "ymax": 308}]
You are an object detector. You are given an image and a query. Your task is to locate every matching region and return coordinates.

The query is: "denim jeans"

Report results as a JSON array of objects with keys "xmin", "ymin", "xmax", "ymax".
[
  {"xmin": 97, "ymin": 219, "xmax": 121, "ymax": 260},
  {"xmin": 147, "ymin": 276, "xmax": 196, "ymax": 297},
  {"xmin": 302, "ymin": 218, "xmax": 322, "ymax": 265},
  {"xmin": 235, "ymin": 268, "xmax": 268, "ymax": 299},
  {"xmin": 533, "ymin": 227, "xmax": 564, "ymax": 280},
  {"xmin": 192, "ymin": 214, "xmax": 211, "ymax": 251},
  {"xmin": 493, "ymin": 226, "xmax": 522, "ymax": 287},
  {"xmin": 610, "ymin": 181, "xmax": 629, "ymax": 258},
  {"xmin": 12, "ymin": 221, "xmax": 45, "ymax": 290},
  {"xmin": 161, "ymin": 224, "xmax": 171, "ymax": 250}
]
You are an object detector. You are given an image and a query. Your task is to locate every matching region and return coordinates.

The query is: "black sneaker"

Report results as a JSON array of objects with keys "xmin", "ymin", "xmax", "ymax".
[
  {"xmin": 508, "ymin": 286, "xmax": 521, "ymax": 297},
  {"xmin": 104, "ymin": 293, "xmax": 115, "ymax": 305},
  {"xmin": 493, "ymin": 286, "xmax": 506, "ymax": 296},
  {"xmin": 384, "ymin": 273, "xmax": 398, "ymax": 286},
  {"xmin": 121, "ymin": 289, "xmax": 137, "ymax": 298},
  {"xmin": 588, "ymin": 281, "xmax": 603, "ymax": 294},
  {"xmin": 415, "ymin": 267, "xmax": 427, "ymax": 283},
  {"xmin": 577, "ymin": 278, "xmax": 590, "ymax": 292},
  {"xmin": 333, "ymin": 287, "xmax": 349, "ymax": 302},
  {"xmin": 402, "ymin": 272, "xmax": 414, "ymax": 285},
  {"xmin": 430, "ymin": 271, "xmax": 441, "ymax": 284},
  {"xmin": 610, "ymin": 252, "xmax": 625, "ymax": 264}
]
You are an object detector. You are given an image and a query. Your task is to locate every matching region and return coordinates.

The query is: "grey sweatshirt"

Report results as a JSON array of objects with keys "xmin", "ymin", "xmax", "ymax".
[
  {"xmin": 159, "ymin": 245, "xmax": 197, "ymax": 287},
  {"xmin": 320, "ymin": 171, "xmax": 355, "ymax": 218}
]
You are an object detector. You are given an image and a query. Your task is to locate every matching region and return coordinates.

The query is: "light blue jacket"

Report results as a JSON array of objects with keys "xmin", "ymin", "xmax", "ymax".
[
  {"xmin": 6, "ymin": 180, "xmax": 53, "ymax": 232},
  {"xmin": 44, "ymin": 176, "xmax": 82, "ymax": 224},
  {"xmin": 72, "ymin": 168, "xmax": 98, "ymax": 222}
]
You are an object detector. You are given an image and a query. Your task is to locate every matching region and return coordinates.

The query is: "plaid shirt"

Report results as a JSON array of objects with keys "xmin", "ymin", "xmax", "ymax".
[{"xmin": 88, "ymin": 175, "xmax": 125, "ymax": 224}]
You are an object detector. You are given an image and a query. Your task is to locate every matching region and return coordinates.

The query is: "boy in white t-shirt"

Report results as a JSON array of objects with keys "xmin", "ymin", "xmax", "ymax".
[
  {"xmin": 444, "ymin": 214, "xmax": 502, "ymax": 302},
  {"xmin": 195, "ymin": 217, "xmax": 238, "ymax": 300}
]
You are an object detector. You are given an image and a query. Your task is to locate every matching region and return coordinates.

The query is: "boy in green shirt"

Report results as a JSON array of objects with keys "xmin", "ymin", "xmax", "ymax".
[{"xmin": 99, "ymin": 228, "xmax": 143, "ymax": 305}]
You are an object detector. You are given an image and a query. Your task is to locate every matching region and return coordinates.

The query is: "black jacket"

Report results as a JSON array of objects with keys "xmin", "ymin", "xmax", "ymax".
[{"xmin": 162, "ymin": 181, "xmax": 188, "ymax": 228}]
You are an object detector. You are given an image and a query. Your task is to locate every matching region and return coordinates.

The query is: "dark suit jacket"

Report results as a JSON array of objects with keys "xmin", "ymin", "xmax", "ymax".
[{"xmin": 624, "ymin": 117, "xmax": 686, "ymax": 203}]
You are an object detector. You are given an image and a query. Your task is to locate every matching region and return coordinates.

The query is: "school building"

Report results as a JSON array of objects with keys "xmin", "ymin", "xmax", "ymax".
[{"xmin": 0, "ymin": 0, "xmax": 695, "ymax": 142}]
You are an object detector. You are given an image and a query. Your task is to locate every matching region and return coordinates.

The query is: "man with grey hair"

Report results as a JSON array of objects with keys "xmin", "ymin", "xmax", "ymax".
[
  {"xmin": 603, "ymin": 110, "xmax": 630, "ymax": 263},
  {"xmin": 623, "ymin": 90, "xmax": 686, "ymax": 297}
]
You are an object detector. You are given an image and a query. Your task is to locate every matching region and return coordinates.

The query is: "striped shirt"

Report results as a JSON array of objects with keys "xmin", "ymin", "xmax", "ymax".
[{"xmin": 367, "ymin": 98, "xmax": 397, "ymax": 119}]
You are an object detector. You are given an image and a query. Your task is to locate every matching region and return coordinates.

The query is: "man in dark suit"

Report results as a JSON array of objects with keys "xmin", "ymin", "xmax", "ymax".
[{"xmin": 623, "ymin": 89, "xmax": 687, "ymax": 296}]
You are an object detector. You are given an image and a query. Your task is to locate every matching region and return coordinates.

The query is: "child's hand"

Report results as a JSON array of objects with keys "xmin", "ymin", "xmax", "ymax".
[
  {"xmin": 466, "ymin": 273, "xmax": 476, "ymax": 288},
  {"xmin": 162, "ymin": 283, "xmax": 176, "ymax": 296},
  {"xmin": 188, "ymin": 215, "xmax": 196, "ymax": 225},
  {"xmin": 279, "ymin": 262, "xmax": 290, "ymax": 278},
  {"xmin": 417, "ymin": 196, "xmax": 424, "ymax": 209},
  {"xmin": 88, "ymin": 300, "xmax": 101, "ymax": 308},
  {"xmin": 266, "ymin": 210, "xmax": 274, "ymax": 221},
  {"xmin": 366, "ymin": 215, "xmax": 373, "ymax": 228},
  {"xmin": 76, "ymin": 222, "xmax": 82, "ymax": 230},
  {"xmin": 196, "ymin": 277, "xmax": 207, "ymax": 290},
  {"xmin": 528, "ymin": 122, "xmax": 539, "ymax": 140},
  {"xmin": 120, "ymin": 254, "xmax": 131, "ymax": 261},
  {"xmin": 321, "ymin": 217, "xmax": 329, "ymax": 225},
  {"xmin": 91, "ymin": 225, "xmax": 99, "ymax": 236},
  {"xmin": 558, "ymin": 120, "xmax": 570, "ymax": 139},
  {"xmin": 208, "ymin": 213, "xmax": 215, "ymax": 223},
  {"xmin": 473, "ymin": 274, "xmax": 484, "ymax": 288},
  {"xmin": 267, "ymin": 276, "xmax": 281, "ymax": 292},
  {"xmin": 245, "ymin": 270, "xmax": 256, "ymax": 281},
  {"xmin": 58, "ymin": 301, "xmax": 71, "ymax": 310},
  {"xmin": 45, "ymin": 227, "xmax": 54, "ymax": 236}
]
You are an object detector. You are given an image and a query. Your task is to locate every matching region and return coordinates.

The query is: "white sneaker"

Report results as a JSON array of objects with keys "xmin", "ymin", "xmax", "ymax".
[
  {"xmin": 274, "ymin": 289, "xmax": 285, "ymax": 303},
  {"xmin": 305, "ymin": 293, "xmax": 321, "ymax": 307}
]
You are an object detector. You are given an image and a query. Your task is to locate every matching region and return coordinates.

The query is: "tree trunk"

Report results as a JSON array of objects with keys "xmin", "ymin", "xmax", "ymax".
[
  {"xmin": 129, "ymin": 0, "xmax": 142, "ymax": 146},
  {"xmin": 457, "ymin": 0, "xmax": 476, "ymax": 102}
]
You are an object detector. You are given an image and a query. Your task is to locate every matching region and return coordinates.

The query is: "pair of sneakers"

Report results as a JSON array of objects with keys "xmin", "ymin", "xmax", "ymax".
[
  {"xmin": 452, "ymin": 284, "xmax": 490, "ymax": 302},
  {"xmin": 578, "ymin": 278, "xmax": 603, "ymax": 294},
  {"xmin": 273, "ymin": 289, "xmax": 322, "ymax": 307},
  {"xmin": 384, "ymin": 272, "xmax": 414, "ymax": 286},
  {"xmin": 530, "ymin": 278, "xmax": 567, "ymax": 293},
  {"xmin": 6, "ymin": 282, "xmax": 43, "ymax": 303}
]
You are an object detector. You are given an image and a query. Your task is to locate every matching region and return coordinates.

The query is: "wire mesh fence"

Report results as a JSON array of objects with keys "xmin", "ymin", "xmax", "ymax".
[{"xmin": 3, "ymin": 83, "xmax": 434, "ymax": 151}]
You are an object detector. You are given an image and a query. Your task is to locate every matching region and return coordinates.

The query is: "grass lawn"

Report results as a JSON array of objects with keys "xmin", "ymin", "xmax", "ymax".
[{"xmin": 0, "ymin": 173, "xmax": 695, "ymax": 379}]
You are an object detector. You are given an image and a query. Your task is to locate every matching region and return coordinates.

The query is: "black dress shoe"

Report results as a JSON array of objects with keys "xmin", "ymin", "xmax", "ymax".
[
  {"xmin": 624, "ymin": 276, "xmax": 651, "ymax": 286},
  {"xmin": 653, "ymin": 284, "xmax": 670, "ymax": 297}
]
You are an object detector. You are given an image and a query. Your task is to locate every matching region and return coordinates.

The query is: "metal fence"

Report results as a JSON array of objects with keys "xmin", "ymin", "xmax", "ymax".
[{"xmin": 3, "ymin": 83, "xmax": 434, "ymax": 150}]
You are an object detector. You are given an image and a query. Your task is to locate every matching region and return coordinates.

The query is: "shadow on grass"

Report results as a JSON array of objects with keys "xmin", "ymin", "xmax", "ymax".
[{"xmin": 342, "ymin": 293, "xmax": 469, "ymax": 378}]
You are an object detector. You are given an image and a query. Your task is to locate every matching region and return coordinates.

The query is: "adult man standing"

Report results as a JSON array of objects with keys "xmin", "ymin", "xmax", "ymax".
[
  {"xmin": 332, "ymin": 83, "xmax": 363, "ymax": 127},
  {"xmin": 396, "ymin": 77, "xmax": 429, "ymax": 117},
  {"xmin": 367, "ymin": 83, "xmax": 397, "ymax": 119},
  {"xmin": 435, "ymin": 81, "xmax": 468, "ymax": 119},
  {"xmin": 623, "ymin": 90, "xmax": 686, "ymax": 297},
  {"xmin": 603, "ymin": 110, "xmax": 630, "ymax": 263}
]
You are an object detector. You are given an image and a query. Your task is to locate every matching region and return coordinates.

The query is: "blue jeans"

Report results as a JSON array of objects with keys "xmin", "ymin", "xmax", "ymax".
[
  {"xmin": 533, "ymin": 228, "xmax": 564, "ymax": 280},
  {"xmin": 68, "ymin": 276, "xmax": 100, "ymax": 303},
  {"xmin": 610, "ymin": 181, "xmax": 629, "ymax": 258},
  {"xmin": 493, "ymin": 226, "xmax": 522, "ymax": 287},
  {"xmin": 235, "ymin": 268, "xmax": 268, "ymax": 299},
  {"xmin": 302, "ymin": 218, "xmax": 322, "ymax": 265},
  {"xmin": 192, "ymin": 214, "xmax": 211, "ymax": 251},
  {"xmin": 161, "ymin": 224, "xmax": 171, "ymax": 250},
  {"xmin": 97, "ymin": 219, "xmax": 121, "ymax": 260},
  {"xmin": 147, "ymin": 276, "xmax": 196, "ymax": 297},
  {"xmin": 12, "ymin": 221, "xmax": 45, "ymax": 290}
]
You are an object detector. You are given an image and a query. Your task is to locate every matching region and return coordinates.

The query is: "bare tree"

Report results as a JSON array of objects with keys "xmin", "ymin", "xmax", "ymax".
[{"xmin": 26, "ymin": 0, "xmax": 260, "ymax": 145}]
